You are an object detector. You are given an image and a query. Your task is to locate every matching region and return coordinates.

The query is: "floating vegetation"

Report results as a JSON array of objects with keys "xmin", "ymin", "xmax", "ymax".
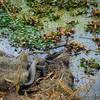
[
  {"xmin": 48, "ymin": 11, "xmax": 61, "ymax": 21},
  {"xmin": 0, "ymin": 13, "xmax": 43, "ymax": 48},
  {"xmin": 23, "ymin": 15, "xmax": 43, "ymax": 28},
  {"xmin": 92, "ymin": 36, "xmax": 100, "ymax": 46},
  {"xmin": 0, "ymin": 12, "xmax": 12, "ymax": 27},
  {"xmin": 43, "ymin": 28, "xmax": 75, "ymax": 44},
  {"xmin": 66, "ymin": 20, "xmax": 78, "ymax": 28},
  {"xmin": 40, "ymin": 0, "xmax": 87, "ymax": 10},
  {"xmin": 80, "ymin": 58, "xmax": 100, "ymax": 75},
  {"xmin": 32, "ymin": 3, "xmax": 54, "ymax": 17},
  {"xmin": 31, "ymin": 2, "xmax": 63, "ymax": 21},
  {"xmin": 86, "ymin": 20, "xmax": 100, "ymax": 34},
  {"xmin": 92, "ymin": 9, "xmax": 100, "ymax": 16},
  {"xmin": 9, "ymin": 22, "xmax": 76, "ymax": 49},
  {"xmin": 0, "ymin": 8, "xmax": 77, "ymax": 49},
  {"xmin": 67, "ymin": 41, "xmax": 86, "ymax": 54},
  {"xmin": 70, "ymin": 7, "xmax": 87, "ymax": 16}
]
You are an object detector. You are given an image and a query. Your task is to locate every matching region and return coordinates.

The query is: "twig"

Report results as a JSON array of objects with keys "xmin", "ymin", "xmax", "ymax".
[{"xmin": 58, "ymin": 79, "xmax": 74, "ymax": 95}]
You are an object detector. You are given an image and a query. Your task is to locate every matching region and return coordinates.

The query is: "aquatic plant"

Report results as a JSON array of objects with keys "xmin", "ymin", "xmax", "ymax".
[
  {"xmin": 69, "ymin": 7, "xmax": 87, "ymax": 16},
  {"xmin": 92, "ymin": 9, "xmax": 100, "ymax": 16},
  {"xmin": 0, "ymin": 8, "xmax": 76, "ymax": 50},
  {"xmin": 86, "ymin": 20, "xmax": 100, "ymax": 34},
  {"xmin": 31, "ymin": 2, "xmax": 62, "ymax": 21},
  {"xmin": 80, "ymin": 58, "xmax": 100, "ymax": 75},
  {"xmin": 92, "ymin": 36, "xmax": 100, "ymax": 47},
  {"xmin": 41, "ymin": 0, "xmax": 86, "ymax": 10},
  {"xmin": 67, "ymin": 41, "xmax": 86, "ymax": 54}
]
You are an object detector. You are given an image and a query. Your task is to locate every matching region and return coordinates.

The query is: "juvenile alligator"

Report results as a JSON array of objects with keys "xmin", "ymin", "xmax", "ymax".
[{"xmin": 0, "ymin": 50, "xmax": 38, "ymax": 91}]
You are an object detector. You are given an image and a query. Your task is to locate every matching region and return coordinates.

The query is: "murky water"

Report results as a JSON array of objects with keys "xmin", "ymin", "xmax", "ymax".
[
  {"xmin": 0, "ymin": 38, "xmax": 21, "ymax": 57},
  {"xmin": 0, "ymin": 1, "xmax": 100, "ymax": 99},
  {"xmin": 40, "ymin": 4, "xmax": 100, "ymax": 98}
]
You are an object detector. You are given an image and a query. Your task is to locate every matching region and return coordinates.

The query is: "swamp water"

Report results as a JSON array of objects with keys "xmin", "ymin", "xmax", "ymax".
[
  {"xmin": 42, "ymin": 10, "xmax": 100, "ymax": 99},
  {"xmin": 0, "ymin": 3, "xmax": 100, "ymax": 100}
]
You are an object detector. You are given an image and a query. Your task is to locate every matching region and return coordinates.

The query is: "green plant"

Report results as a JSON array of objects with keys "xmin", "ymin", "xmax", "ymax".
[{"xmin": 80, "ymin": 58, "xmax": 100, "ymax": 75}]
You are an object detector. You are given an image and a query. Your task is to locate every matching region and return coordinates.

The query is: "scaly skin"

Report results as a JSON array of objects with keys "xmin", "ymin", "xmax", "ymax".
[
  {"xmin": 0, "ymin": 50, "xmax": 45, "ymax": 92},
  {"xmin": 0, "ymin": 51, "xmax": 29, "ymax": 91}
]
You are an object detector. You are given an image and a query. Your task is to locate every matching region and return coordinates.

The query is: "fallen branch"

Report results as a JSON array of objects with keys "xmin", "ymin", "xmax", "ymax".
[{"xmin": 58, "ymin": 80, "xmax": 74, "ymax": 95}]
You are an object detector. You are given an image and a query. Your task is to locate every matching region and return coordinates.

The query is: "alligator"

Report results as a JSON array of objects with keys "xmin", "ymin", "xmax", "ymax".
[{"xmin": 0, "ymin": 50, "xmax": 38, "ymax": 91}]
